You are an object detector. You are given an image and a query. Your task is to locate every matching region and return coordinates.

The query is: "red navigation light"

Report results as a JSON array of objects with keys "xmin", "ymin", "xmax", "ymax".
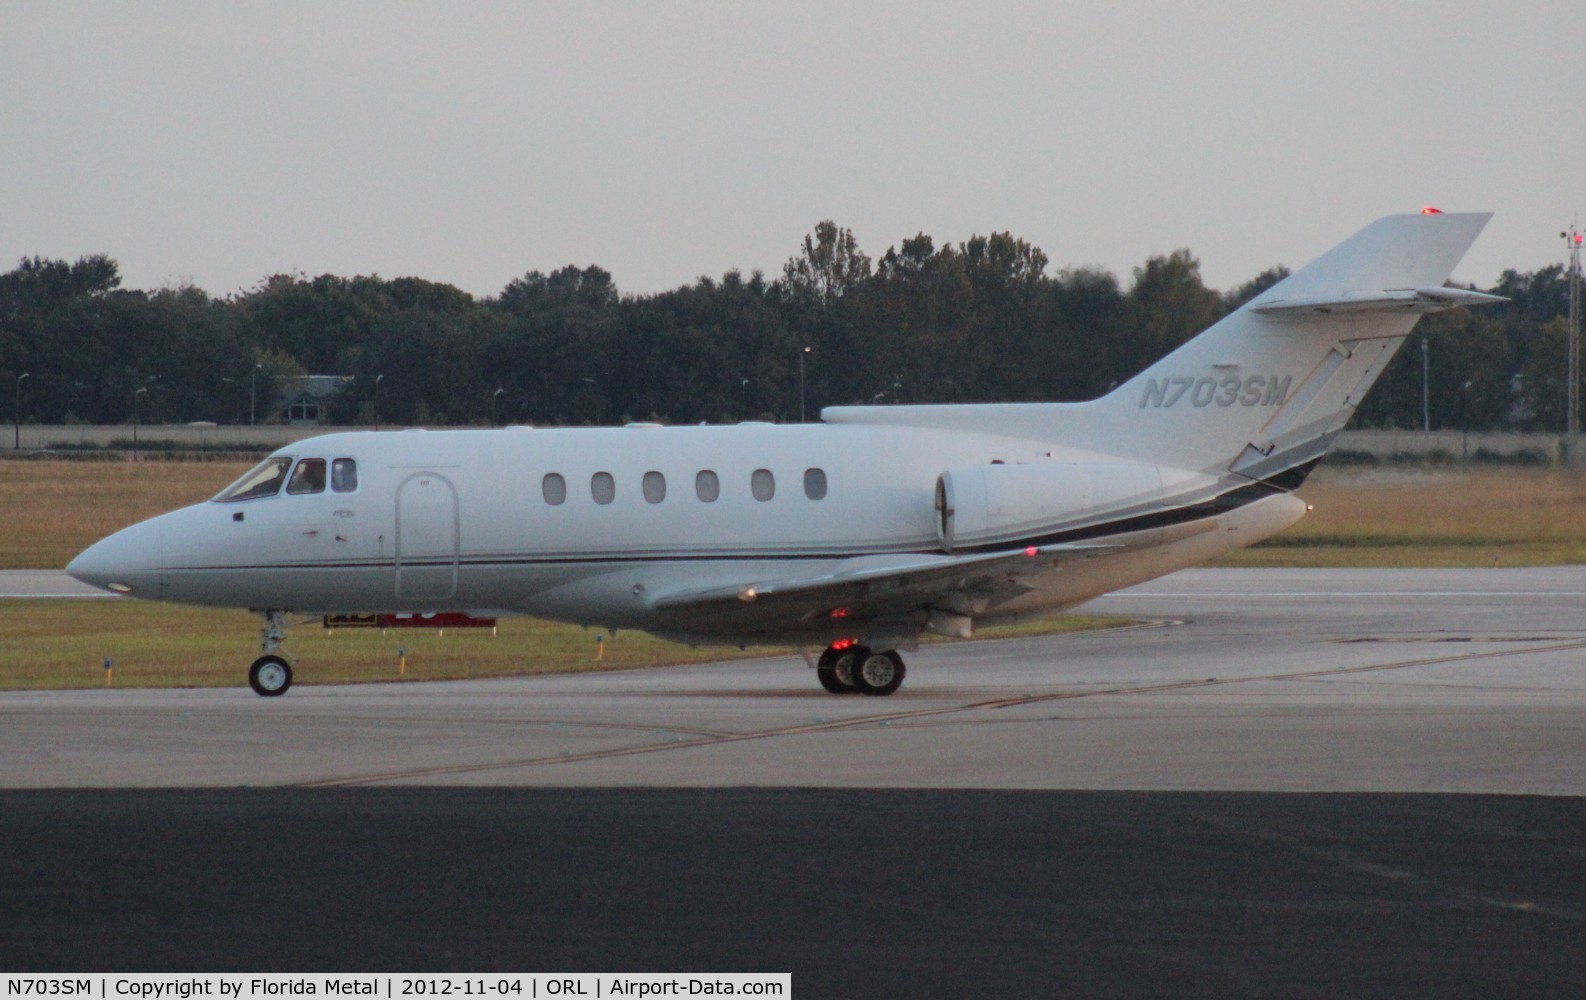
[
  {"xmin": 832, "ymin": 638, "xmax": 856, "ymax": 651},
  {"xmin": 1421, "ymin": 206, "xmax": 1443, "ymax": 215},
  {"xmin": 829, "ymin": 607, "xmax": 851, "ymax": 619},
  {"xmin": 1577, "ymin": 233, "xmax": 1584, "ymax": 246},
  {"xmin": 1025, "ymin": 546, "xmax": 1038, "ymax": 557}
]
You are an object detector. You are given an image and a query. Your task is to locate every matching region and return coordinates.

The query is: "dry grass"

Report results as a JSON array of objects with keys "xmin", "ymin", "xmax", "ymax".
[
  {"xmin": 1216, "ymin": 465, "xmax": 1586, "ymax": 568},
  {"xmin": 0, "ymin": 459, "xmax": 251, "ymax": 569}
]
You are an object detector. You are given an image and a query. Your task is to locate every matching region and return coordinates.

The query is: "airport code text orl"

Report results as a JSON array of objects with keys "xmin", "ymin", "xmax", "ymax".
[{"xmin": 4, "ymin": 979, "xmax": 790, "ymax": 999}]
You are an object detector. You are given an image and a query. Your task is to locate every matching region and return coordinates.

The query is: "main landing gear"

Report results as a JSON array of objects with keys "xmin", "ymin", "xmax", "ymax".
[
  {"xmin": 816, "ymin": 644, "xmax": 906, "ymax": 696},
  {"xmin": 248, "ymin": 610, "xmax": 294, "ymax": 697}
]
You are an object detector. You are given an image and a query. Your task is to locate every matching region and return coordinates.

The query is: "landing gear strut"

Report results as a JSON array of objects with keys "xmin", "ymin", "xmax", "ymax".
[
  {"xmin": 816, "ymin": 644, "xmax": 906, "ymax": 696},
  {"xmin": 249, "ymin": 610, "xmax": 294, "ymax": 697}
]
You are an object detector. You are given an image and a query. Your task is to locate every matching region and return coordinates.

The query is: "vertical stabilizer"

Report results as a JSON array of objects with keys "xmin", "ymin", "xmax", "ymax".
[
  {"xmin": 818, "ymin": 213, "xmax": 1497, "ymax": 480},
  {"xmin": 1088, "ymin": 212, "xmax": 1493, "ymax": 477}
]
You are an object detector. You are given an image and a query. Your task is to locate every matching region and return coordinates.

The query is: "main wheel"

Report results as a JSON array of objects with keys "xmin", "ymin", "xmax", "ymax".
[
  {"xmin": 817, "ymin": 646, "xmax": 861, "ymax": 695},
  {"xmin": 248, "ymin": 655, "xmax": 293, "ymax": 697},
  {"xmin": 852, "ymin": 649, "xmax": 905, "ymax": 696}
]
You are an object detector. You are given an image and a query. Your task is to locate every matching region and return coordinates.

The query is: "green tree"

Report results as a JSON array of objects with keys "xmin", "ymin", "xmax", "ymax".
[
  {"xmin": 1516, "ymin": 315, "xmax": 1573, "ymax": 431},
  {"xmin": 1124, "ymin": 250, "xmax": 1225, "ymax": 362},
  {"xmin": 842, "ymin": 234, "xmax": 973, "ymax": 404},
  {"xmin": 1223, "ymin": 266, "xmax": 1291, "ymax": 310},
  {"xmin": 1042, "ymin": 267, "xmax": 1126, "ymax": 400},
  {"xmin": 1355, "ymin": 311, "xmax": 1514, "ymax": 431},
  {"xmin": 235, "ymin": 273, "xmax": 398, "ymax": 374},
  {"xmin": 489, "ymin": 266, "xmax": 623, "ymax": 425},
  {"xmin": 781, "ymin": 221, "xmax": 871, "ymax": 310}
]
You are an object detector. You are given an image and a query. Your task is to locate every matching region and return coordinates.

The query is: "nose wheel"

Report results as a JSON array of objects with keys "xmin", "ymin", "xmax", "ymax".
[
  {"xmin": 249, "ymin": 655, "xmax": 293, "ymax": 696},
  {"xmin": 249, "ymin": 610, "xmax": 296, "ymax": 697},
  {"xmin": 816, "ymin": 644, "xmax": 906, "ymax": 696}
]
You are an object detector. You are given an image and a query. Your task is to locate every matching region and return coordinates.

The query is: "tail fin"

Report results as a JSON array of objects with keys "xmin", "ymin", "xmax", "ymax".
[
  {"xmin": 1091, "ymin": 212, "xmax": 1495, "ymax": 479},
  {"xmin": 819, "ymin": 212, "xmax": 1497, "ymax": 480}
]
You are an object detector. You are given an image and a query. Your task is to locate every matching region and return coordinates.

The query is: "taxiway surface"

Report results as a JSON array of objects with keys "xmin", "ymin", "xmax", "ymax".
[{"xmin": 6, "ymin": 567, "xmax": 1585, "ymax": 991}]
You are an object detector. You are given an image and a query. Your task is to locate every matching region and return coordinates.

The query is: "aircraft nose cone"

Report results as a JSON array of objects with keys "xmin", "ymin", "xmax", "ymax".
[{"xmin": 66, "ymin": 518, "xmax": 164, "ymax": 594}]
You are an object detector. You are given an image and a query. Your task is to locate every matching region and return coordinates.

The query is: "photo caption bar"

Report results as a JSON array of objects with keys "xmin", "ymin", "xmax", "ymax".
[{"xmin": 0, "ymin": 976, "xmax": 790, "ymax": 999}]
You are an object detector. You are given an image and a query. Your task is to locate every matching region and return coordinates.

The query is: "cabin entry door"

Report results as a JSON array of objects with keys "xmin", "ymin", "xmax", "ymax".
[{"xmin": 395, "ymin": 472, "xmax": 459, "ymax": 601}]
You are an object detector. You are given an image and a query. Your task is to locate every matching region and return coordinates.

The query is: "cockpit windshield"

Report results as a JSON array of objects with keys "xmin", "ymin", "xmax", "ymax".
[
  {"xmin": 287, "ymin": 458, "xmax": 326, "ymax": 495},
  {"xmin": 213, "ymin": 457, "xmax": 293, "ymax": 502}
]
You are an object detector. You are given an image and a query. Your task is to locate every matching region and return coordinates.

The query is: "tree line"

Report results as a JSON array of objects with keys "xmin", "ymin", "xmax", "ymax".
[{"xmin": 0, "ymin": 221, "xmax": 1576, "ymax": 432}]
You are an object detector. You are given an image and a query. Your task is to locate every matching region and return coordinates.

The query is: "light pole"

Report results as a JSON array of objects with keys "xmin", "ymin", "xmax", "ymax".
[
  {"xmin": 1421, "ymin": 337, "xmax": 1430, "ymax": 433},
  {"xmin": 13, "ymin": 372, "xmax": 29, "ymax": 451},
  {"xmin": 251, "ymin": 363, "xmax": 261, "ymax": 426},
  {"xmin": 1564, "ymin": 227, "xmax": 1583, "ymax": 461},
  {"xmin": 799, "ymin": 346, "xmax": 811, "ymax": 423},
  {"xmin": 373, "ymin": 374, "xmax": 384, "ymax": 430},
  {"xmin": 492, "ymin": 387, "xmax": 504, "ymax": 427},
  {"xmin": 133, "ymin": 385, "xmax": 151, "ymax": 460}
]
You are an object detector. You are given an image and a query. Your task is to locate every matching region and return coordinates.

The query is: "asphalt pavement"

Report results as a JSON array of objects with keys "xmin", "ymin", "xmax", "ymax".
[{"xmin": 5, "ymin": 567, "xmax": 1586, "ymax": 994}]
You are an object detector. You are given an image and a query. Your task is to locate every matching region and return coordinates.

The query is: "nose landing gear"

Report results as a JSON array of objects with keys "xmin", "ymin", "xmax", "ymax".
[
  {"xmin": 816, "ymin": 643, "xmax": 906, "ymax": 696},
  {"xmin": 248, "ymin": 610, "xmax": 294, "ymax": 696}
]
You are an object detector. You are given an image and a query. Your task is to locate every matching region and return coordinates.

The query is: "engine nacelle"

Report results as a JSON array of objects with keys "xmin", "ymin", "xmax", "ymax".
[{"xmin": 935, "ymin": 461, "xmax": 1165, "ymax": 552}]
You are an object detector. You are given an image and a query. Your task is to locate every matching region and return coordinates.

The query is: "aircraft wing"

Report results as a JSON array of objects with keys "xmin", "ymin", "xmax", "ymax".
[
  {"xmin": 648, "ymin": 542, "xmax": 1107, "ymax": 642},
  {"xmin": 655, "ymin": 543, "xmax": 1098, "ymax": 607},
  {"xmin": 647, "ymin": 518, "xmax": 1220, "ymax": 644}
]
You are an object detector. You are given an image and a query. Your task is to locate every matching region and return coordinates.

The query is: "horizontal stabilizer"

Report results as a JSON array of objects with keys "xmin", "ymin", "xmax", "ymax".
[{"xmin": 1250, "ymin": 286, "xmax": 1507, "ymax": 318}]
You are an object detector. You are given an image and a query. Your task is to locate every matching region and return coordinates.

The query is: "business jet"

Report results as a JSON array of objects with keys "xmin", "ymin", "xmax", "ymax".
[{"xmin": 67, "ymin": 211, "xmax": 1501, "ymax": 696}]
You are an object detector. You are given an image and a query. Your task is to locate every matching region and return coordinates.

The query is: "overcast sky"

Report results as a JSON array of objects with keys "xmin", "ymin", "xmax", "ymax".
[{"xmin": 4, "ymin": 2, "xmax": 1583, "ymax": 300}]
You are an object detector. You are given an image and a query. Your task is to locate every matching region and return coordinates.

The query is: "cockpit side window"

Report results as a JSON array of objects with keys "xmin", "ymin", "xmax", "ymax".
[
  {"xmin": 331, "ymin": 458, "xmax": 358, "ymax": 493},
  {"xmin": 287, "ymin": 458, "xmax": 327, "ymax": 495},
  {"xmin": 214, "ymin": 457, "xmax": 293, "ymax": 503}
]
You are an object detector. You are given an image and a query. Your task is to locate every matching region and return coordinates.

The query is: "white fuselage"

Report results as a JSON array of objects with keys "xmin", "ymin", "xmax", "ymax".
[{"xmin": 66, "ymin": 421, "xmax": 1302, "ymax": 646}]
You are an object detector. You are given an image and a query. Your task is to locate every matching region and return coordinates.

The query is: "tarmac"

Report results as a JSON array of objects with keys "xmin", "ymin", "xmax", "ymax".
[{"xmin": 4, "ymin": 567, "xmax": 1584, "ymax": 994}]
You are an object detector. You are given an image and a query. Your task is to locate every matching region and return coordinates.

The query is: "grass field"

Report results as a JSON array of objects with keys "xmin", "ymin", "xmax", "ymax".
[
  {"xmin": 0, "ymin": 458, "xmax": 253, "ymax": 569},
  {"xmin": 3, "ymin": 457, "xmax": 1583, "ymax": 690},
  {"xmin": 1216, "ymin": 465, "xmax": 1586, "ymax": 567}
]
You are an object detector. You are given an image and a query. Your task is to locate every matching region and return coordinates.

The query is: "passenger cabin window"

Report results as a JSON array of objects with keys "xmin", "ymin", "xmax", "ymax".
[
  {"xmin": 803, "ymin": 468, "xmax": 828, "ymax": 500},
  {"xmin": 642, "ymin": 471, "xmax": 666, "ymax": 504},
  {"xmin": 331, "ymin": 458, "xmax": 358, "ymax": 493},
  {"xmin": 287, "ymin": 459, "xmax": 327, "ymax": 495},
  {"xmin": 542, "ymin": 473, "xmax": 567, "ymax": 506},
  {"xmin": 591, "ymin": 472, "xmax": 615, "ymax": 505},
  {"xmin": 751, "ymin": 469, "xmax": 775, "ymax": 502},
  {"xmin": 696, "ymin": 470, "xmax": 720, "ymax": 503},
  {"xmin": 213, "ymin": 457, "xmax": 292, "ymax": 502}
]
